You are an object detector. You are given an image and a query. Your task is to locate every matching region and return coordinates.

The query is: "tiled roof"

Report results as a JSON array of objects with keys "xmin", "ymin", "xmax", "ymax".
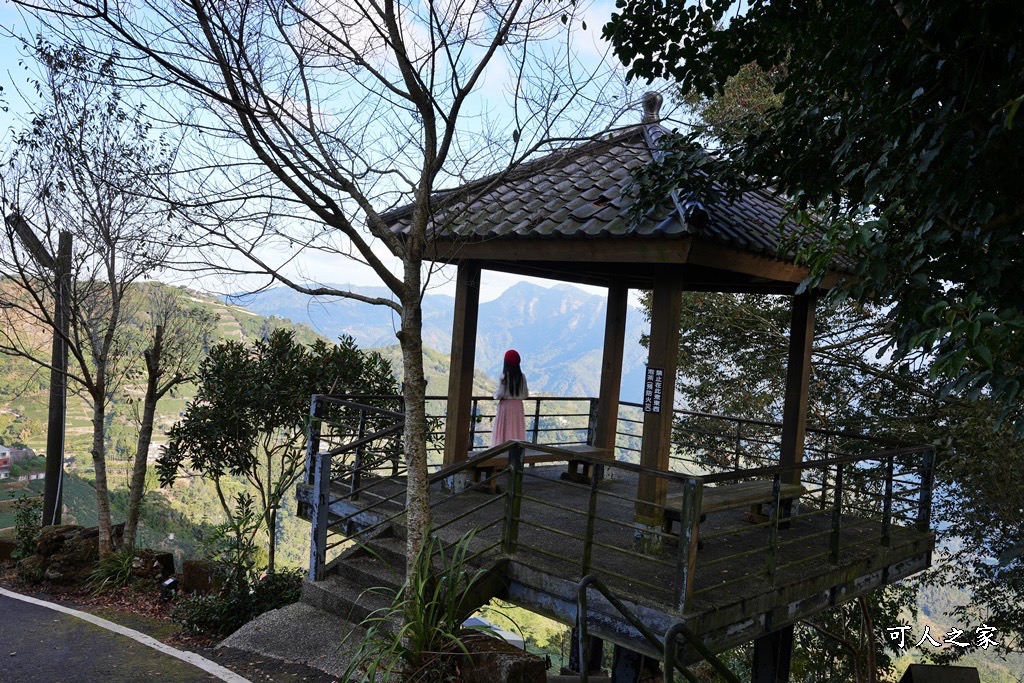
[{"xmin": 388, "ymin": 124, "xmax": 841, "ymax": 269}]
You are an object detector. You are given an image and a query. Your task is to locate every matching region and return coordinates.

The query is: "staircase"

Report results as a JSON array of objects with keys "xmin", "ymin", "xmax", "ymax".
[{"xmin": 300, "ymin": 535, "xmax": 408, "ymax": 627}]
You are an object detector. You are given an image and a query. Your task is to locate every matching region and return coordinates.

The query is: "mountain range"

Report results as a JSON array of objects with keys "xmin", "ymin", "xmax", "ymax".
[{"xmin": 227, "ymin": 281, "xmax": 650, "ymax": 400}]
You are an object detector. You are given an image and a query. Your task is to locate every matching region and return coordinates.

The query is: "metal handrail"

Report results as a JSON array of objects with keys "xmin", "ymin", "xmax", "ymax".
[
  {"xmin": 576, "ymin": 575, "xmax": 739, "ymax": 683},
  {"xmin": 663, "ymin": 621, "xmax": 741, "ymax": 683}
]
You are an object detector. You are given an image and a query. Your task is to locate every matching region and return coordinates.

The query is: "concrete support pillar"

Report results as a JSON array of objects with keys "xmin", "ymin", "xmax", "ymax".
[
  {"xmin": 752, "ymin": 625, "xmax": 794, "ymax": 683},
  {"xmin": 565, "ymin": 626, "xmax": 604, "ymax": 676},
  {"xmin": 611, "ymin": 644, "xmax": 661, "ymax": 683}
]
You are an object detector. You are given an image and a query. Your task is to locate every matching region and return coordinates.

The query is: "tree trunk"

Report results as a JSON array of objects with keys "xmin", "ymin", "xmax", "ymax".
[
  {"xmin": 399, "ymin": 270, "xmax": 431, "ymax": 580},
  {"xmin": 123, "ymin": 325, "xmax": 164, "ymax": 553},
  {"xmin": 91, "ymin": 396, "xmax": 114, "ymax": 557}
]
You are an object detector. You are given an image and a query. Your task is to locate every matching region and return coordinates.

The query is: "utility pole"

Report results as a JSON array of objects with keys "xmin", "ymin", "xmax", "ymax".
[{"xmin": 5, "ymin": 212, "xmax": 71, "ymax": 525}]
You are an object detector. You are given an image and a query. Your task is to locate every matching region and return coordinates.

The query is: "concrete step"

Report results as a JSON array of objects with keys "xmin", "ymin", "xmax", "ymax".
[
  {"xmin": 340, "ymin": 551, "xmax": 406, "ymax": 592},
  {"xmin": 360, "ymin": 535, "xmax": 408, "ymax": 568},
  {"xmin": 301, "ymin": 570, "xmax": 398, "ymax": 626}
]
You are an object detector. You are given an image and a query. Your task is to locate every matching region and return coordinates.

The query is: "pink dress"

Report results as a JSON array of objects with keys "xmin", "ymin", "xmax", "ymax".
[{"xmin": 492, "ymin": 373, "xmax": 529, "ymax": 446}]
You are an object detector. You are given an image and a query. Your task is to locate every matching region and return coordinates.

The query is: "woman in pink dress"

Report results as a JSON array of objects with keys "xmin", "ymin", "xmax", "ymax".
[{"xmin": 492, "ymin": 349, "xmax": 529, "ymax": 446}]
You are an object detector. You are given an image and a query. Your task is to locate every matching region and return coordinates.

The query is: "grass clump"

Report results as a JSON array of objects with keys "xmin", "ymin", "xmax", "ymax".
[{"xmin": 345, "ymin": 530, "xmax": 491, "ymax": 682}]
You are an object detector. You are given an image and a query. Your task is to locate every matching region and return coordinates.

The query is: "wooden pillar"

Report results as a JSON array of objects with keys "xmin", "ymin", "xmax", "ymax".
[
  {"xmin": 636, "ymin": 276, "xmax": 683, "ymax": 525},
  {"xmin": 752, "ymin": 625, "xmax": 794, "ymax": 683},
  {"xmin": 444, "ymin": 262, "xmax": 481, "ymax": 466},
  {"xmin": 593, "ymin": 282, "xmax": 629, "ymax": 451},
  {"xmin": 779, "ymin": 290, "xmax": 816, "ymax": 479}
]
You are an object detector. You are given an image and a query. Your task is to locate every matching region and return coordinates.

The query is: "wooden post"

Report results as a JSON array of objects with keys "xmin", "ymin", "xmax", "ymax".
[
  {"xmin": 636, "ymin": 276, "xmax": 683, "ymax": 526},
  {"xmin": 594, "ymin": 282, "xmax": 628, "ymax": 452},
  {"xmin": 44, "ymin": 231, "xmax": 71, "ymax": 526},
  {"xmin": 444, "ymin": 262, "xmax": 481, "ymax": 466},
  {"xmin": 780, "ymin": 290, "xmax": 816, "ymax": 482}
]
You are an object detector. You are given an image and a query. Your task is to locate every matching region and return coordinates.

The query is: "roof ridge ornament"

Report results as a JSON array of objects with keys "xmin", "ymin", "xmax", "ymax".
[{"xmin": 641, "ymin": 91, "xmax": 663, "ymax": 123}]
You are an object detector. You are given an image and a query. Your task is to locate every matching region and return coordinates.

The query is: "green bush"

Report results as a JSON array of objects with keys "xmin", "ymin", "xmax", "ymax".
[
  {"xmin": 171, "ymin": 567, "xmax": 303, "ymax": 638},
  {"xmin": 12, "ymin": 496, "xmax": 42, "ymax": 560}
]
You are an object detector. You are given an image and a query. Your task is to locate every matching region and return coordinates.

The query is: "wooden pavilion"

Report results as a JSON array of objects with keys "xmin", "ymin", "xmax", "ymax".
[
  {"xmin": 300, "ymin": 93, "xmax": 935, "ymax": 683},
  {"xmin": 388, "ymin": 92, "xmax": 836, "ymax": 529}
]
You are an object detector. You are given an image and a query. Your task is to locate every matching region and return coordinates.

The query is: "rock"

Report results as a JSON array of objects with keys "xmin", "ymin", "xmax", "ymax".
[
  {"xmin": 44, "ymin": 535, "xmax": 98, "ymax": 585},
  {"xmin": 0, "ymin": 538, "xmax": 15, "ymax": 562},
  {"xmin": 131, "ymin": 550, "xmax": 176, "ymax": 580},
  {"xmin": 460, "ymin": 632, "xmax": 546, "ymax": 683},
  {"xmin": 36, "ymin": 525, "xmax": 84, "ymax": 558},
  {"xmin": 182, "ymin": 559, "xmax": 220, "ymax": 595},
  {"xmin": 17, "ymin": 555, "xmax": 46, "ymax": 584}
]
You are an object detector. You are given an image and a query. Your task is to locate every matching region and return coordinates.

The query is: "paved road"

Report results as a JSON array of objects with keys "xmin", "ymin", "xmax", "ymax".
[{"xmin": 0, "ymin": 591, "xmax": 246, "ymax": 683}]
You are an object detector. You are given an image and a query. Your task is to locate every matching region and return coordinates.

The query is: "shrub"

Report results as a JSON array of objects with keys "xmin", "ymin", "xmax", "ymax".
[
  {"xmin": 171, "ymin": 567, "xmax": 304, "ymax": 638},
  {"xmin": 12, "ymin": 496, "xmax": 42, "ymax": 560}
]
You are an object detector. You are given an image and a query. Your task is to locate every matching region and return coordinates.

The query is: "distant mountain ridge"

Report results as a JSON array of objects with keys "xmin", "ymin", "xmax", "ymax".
[{"xmin": 227, "ymin": 281, "xmax": 649, "ymax": 399}]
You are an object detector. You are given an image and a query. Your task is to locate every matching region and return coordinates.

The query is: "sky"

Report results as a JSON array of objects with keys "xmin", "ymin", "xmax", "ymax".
[{"xmin": 0, "ymin": 2, "xmax": 676, "ymax": 305}]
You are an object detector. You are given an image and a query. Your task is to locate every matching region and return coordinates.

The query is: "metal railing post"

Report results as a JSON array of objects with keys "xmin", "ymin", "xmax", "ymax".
[
  {"xmin": 882, "ymin": 454, "xmax": 894, "ymax": 547},
  {"xmin": 502, "ymin": 444, "xmax": 524, "ymax": 554},
  {"xmin": 305, "ymin": 396, "xmax": 323, "ymax": 485},
  {"xmin": 734, "ymin": 421, "xmax": 742, "ymax": 470},
  {"xmin": 469, "ymin": 398, "xmax": 478, "ymax": 449},
  {"xmin": 767, "ymin": 473, "xmax": 781, "ymax": 584},
  {"xmin": 587, "ymin": 398, "xmax": 599, "ymax": 446},
  {"xmin": 674, "ymin": 478, "xmax": 702, "ymax": 613},
  {"xmin": 308, "ymin": 449, "xmax": 331, "ymax": 581},
  {"xmin": 531, "ymin": 399, "xmax": 542, "ymax": 443},
  {"xmin": 830, "ymin": 463, "xmax": 843, "ymax": 563},
  {"xmin": 916, "ymin": 447, "xmax": 935, "ymax": 531},
  {"xmin": 580, "ymin": 473, "xmax": 600, "ymax": 576}
]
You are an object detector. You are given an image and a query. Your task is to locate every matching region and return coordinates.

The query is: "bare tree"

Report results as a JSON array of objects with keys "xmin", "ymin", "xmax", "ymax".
[
  {"xmin": 0, "ymin": 41, "xmax": 180, "ymax": 556},
  {"xmin": 122, "ymin": 284, "xmax": 216, "ymax": 553},
  {"xmin": 16, "ymin": 0, "xmax": 629, "ymax": 571}
]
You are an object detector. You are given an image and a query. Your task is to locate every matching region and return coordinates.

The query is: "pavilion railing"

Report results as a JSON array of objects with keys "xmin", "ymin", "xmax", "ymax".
[
  {"xmin": 304, "ymin": 396, "xmax": 934, "ymax": 676},
  {"xmin": 303, "ymin": 395, "xmax": 905, "ymax": 481}
]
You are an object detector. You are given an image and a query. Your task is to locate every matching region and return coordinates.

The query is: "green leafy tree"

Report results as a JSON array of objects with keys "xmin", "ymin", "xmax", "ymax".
[
  {"xmin": 158, "ymin": 329, "xmax": 397, "ymax": 571},
  {"xmin": 605, "ymin": 0, "xmax": 1024, "ymax": 422}
]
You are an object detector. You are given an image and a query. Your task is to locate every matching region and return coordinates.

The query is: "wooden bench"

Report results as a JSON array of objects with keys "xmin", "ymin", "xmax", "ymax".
[
  {"xmin": 663, "ymin": 481, "xmax": 807, "ymax": 535},
  {"xmin": 469, "ymin": 444, "xmax": 613, "ymax": 492}
]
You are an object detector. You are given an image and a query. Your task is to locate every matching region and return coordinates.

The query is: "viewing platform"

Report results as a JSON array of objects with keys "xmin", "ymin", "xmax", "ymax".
[{"xmin": 296, "ymin": 395, "xmax": 935, "ymax": 672}]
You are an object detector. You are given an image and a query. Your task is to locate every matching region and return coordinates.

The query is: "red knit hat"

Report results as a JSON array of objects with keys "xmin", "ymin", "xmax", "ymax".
[{"xmin": 504, "ymin": 349, "xmax": 521, "ymax": 365}]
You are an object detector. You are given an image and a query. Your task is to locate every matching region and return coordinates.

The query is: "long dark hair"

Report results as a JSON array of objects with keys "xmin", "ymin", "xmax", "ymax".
[{"xmin": 503, "ymin": 359, "xmax": 524, "ymax": 396}]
